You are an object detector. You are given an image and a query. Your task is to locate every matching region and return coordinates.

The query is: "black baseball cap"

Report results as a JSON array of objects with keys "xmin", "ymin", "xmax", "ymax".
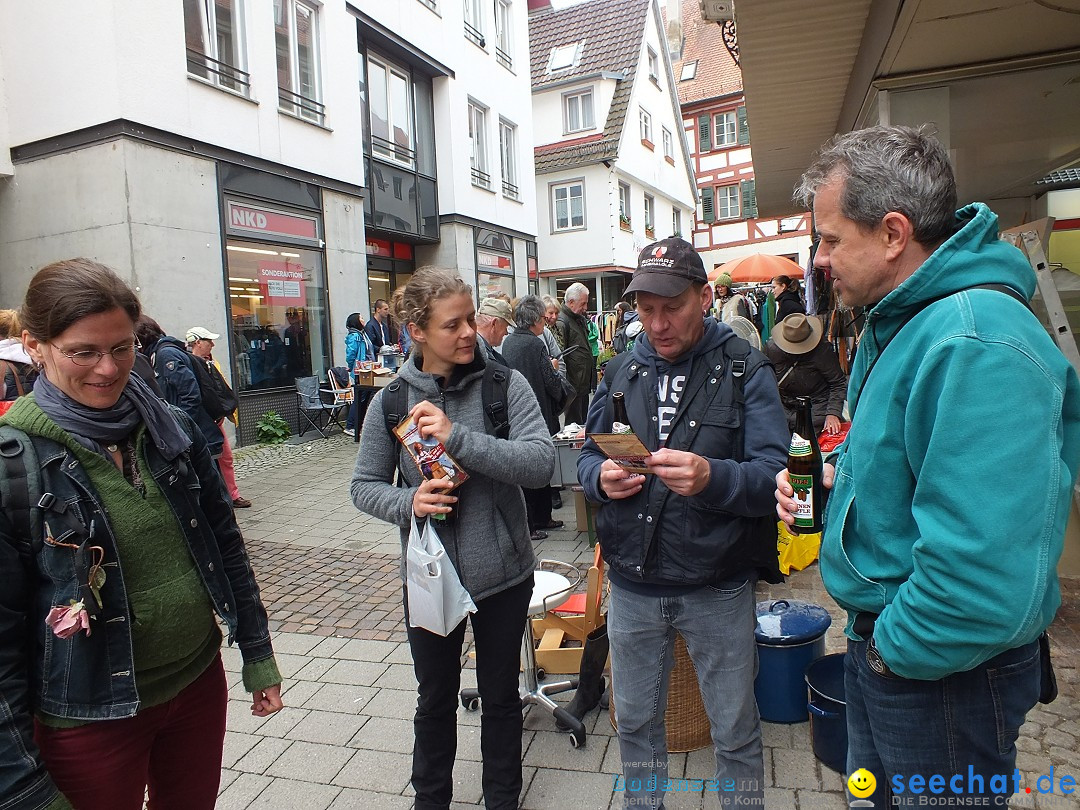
[{"xmin": 624, "ymin": 238, "xmax": 707, "ymax": 297}]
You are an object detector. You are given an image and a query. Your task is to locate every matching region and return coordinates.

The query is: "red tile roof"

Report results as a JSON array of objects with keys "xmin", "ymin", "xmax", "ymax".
[{"xmin": 664, "ymin": 0, "xmax": 743, "ymax": 106}]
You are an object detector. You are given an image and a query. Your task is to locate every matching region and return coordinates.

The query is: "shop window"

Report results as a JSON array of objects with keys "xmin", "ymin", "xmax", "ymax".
[
  {"xmin": 275, "ymin": 0, "xmax": 324, "ymax": 125},
  {"xmin": 184, "ymin": 0, "xmax": 250, "ymax": 95},
  {"xmin": 477, "ymin": 246, "xmax": 514, "ymax": 299},
  {"xmin": 224, "ymin": 240, "xmax": 331, "ymax": 392}
]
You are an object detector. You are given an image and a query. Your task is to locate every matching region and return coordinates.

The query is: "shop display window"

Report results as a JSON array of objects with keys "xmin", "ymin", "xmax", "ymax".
[{"xmin": 224, "ymin": 240, "xmax": 332, "ymax": 391}]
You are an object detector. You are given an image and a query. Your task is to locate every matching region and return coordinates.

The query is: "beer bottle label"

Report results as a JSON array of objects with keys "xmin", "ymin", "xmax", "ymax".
[
  {"xmin": 612, "ymin": 422, "xmax": 631, "ymax": 435},
  {"xmin": 790, "ymin": 472, "xmax": 815, "ymax": 528}
]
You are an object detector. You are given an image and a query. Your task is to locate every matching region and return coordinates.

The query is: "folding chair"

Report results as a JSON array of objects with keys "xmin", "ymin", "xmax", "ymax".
[
  {"xmin": 326, "ymin": 367, "xmax": 354, "ymax": 410},
  {"xmin": 293, "ymin": 375, "xmax": 344, "ymax": 438},
  {"xmin": 533, "ymin": 543, "xmax": 605, "ymax": 676}
]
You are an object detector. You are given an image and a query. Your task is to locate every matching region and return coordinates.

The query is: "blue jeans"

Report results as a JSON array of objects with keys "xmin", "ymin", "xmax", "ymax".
[
  {"xmin": 845, "ymin": 637, "xmax": 1042, "ymax": 808},
  {"xmin": 607, "ymin": 581, "xmax": 764, "ymax": 809}
]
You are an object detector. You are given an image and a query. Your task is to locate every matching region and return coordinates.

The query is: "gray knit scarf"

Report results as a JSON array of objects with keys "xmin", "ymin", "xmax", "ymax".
[{"xmin": 33, "ymin": 371, "xmax": 192, "ymax": 461}]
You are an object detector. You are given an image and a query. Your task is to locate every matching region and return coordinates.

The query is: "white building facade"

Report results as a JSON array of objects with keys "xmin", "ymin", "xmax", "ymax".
[
  {"xmin": 529, "ymin": 0, "xmax": 696, "ymax": 311},
  {"xmin": 0, "ymin": 0, "xmax": 537, "ymax": 443}
]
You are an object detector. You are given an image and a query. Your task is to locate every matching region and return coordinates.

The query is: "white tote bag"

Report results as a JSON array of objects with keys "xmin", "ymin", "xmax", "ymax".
[{"xmin": 405, "ymin": 515, "xmax": 477, "ymax": 636}]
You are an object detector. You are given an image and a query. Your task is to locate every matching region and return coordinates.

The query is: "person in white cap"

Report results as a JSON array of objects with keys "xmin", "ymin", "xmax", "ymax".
[{"xmin": 187, "ymin": 327, "xmax": 251, "ymax": 508}]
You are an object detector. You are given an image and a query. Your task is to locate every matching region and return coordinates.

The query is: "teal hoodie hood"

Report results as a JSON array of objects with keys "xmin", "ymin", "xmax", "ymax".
[{"xmin": 822, "ymin": 203, "xmax": 1080, "ymax": 680}]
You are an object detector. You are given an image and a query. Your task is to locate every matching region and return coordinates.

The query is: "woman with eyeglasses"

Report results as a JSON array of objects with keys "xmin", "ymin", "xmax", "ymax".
[{"xmin": 0, "ymin": 258, "xmax": 282, "ymax": 810}]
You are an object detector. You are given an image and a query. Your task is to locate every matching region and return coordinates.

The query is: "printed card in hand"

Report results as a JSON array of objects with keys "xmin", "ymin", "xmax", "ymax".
[
  {"xmin": 394, "ymin": 416, "xmax": 469, "ymax": 491},
  {"xmin": 587, "ymin": 433, "xmax": 653, "ymax": 475}
]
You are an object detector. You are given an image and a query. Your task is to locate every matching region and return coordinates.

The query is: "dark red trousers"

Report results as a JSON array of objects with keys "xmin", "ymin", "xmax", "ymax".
[{"xmin": 34, "ymin": 655, "xmax": 228, "ymax": 810}]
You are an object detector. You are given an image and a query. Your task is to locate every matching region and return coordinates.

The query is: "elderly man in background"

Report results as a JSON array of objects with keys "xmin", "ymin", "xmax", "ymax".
[
  {"xmin": 777, "ymin": 125, "xmax": 1080, "ymax": 807},
  {"xmin": 475, "ymin": 297, "xmax": 513, "ymax": 364},
  {"xmin": 554, "ymin": 282, "xmax": 592, "ymax": 426}
]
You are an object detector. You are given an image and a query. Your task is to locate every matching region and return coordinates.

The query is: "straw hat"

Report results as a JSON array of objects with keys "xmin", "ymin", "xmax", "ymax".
[{"xmin": 771, "ymin": 314, "xmax": 823, "ymax": 355}]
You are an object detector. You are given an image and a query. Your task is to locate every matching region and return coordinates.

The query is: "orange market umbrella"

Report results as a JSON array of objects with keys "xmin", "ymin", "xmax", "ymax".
[{"xmin": 709, "ymin": 253, "xmax": 804, "ymax": 284}]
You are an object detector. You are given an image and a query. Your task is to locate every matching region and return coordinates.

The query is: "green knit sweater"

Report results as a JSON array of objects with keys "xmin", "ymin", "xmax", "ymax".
[{"xmin": 3, "ymin": 397, "xmax": 279, "ymax": 726}]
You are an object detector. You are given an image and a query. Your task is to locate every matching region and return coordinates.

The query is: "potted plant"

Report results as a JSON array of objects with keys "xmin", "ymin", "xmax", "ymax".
[{"xmin": 619, "ymin": 213, "xmax": 632, "ymax": 231}]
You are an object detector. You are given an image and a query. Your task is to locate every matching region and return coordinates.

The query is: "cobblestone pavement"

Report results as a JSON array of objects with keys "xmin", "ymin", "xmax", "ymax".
[{"xmin": 221, "ymin": 435, "xmax": 1080, "ymax": 809}]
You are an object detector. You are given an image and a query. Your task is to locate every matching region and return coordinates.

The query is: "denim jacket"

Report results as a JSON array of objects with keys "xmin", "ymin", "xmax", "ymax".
[{"xmin": 0, "ymin": 407, "xmax": 273, "ymax": 810}]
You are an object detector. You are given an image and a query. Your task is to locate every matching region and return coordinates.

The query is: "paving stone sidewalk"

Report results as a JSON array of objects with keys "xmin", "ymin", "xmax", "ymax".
[{"xmin": 222, "ymin": 435, "xmax": 1080, "ymax": 809}]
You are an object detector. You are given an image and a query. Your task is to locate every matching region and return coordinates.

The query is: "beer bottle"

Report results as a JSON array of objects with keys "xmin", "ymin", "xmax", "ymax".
[
  {"xmin": 611, "ymin": 392, "xmax": 631, "ymax": 435},
  {"xmin": 788, "ymin": 396, "xmax": 823, "ymax": 534}
]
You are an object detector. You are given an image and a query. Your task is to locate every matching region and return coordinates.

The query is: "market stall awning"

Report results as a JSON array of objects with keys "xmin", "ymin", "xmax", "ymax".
[{"xmin": 733, "ymin": 0, "xmax": 1080, "ymax": 218}]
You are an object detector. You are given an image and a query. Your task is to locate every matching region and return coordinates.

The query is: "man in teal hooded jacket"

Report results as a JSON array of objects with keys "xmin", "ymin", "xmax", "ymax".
[{"xmin": 776, "ymin": 125, "xmax": 1080, "ymax": 806}]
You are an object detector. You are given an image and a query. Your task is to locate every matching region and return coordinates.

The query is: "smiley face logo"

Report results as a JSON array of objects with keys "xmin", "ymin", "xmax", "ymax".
[{"xmin": 847, "ymin": 768, "xmax": 877, "ymax": 798}]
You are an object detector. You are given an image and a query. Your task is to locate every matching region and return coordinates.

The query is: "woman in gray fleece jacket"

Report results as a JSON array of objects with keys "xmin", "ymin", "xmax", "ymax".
[{"xmin": 350, "ymin": 266, "xmax": 554, "ymax": 810}]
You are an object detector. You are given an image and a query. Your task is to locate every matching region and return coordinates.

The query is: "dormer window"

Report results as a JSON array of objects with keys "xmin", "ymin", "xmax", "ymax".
[
  {"xmin": 548, "ymin": 41, "xmax": 582, "ymax": 72},
  {"xmin": 563, "ymin": 88, "xmax": 594, "ymax": 134}
]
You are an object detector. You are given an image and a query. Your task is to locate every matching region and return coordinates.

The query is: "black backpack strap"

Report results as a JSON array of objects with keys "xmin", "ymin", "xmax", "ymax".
[
  {"xmin": 381, "ymin": 379, "xmax": 410, "ymax": 487},
  {"xmin": 482, "ymin": 361, "xmax": 512, "ymax": 440},
  {"xmin": 724, "ymin": 338, "xmax": 759, "ymax": 463},
  {"xmin": 382, "ymin": 378, "xmax": 408, "ymax": 436},
  {"xmin": 0, "ymin": 425, "xmax": 46, "ymax": 564}
]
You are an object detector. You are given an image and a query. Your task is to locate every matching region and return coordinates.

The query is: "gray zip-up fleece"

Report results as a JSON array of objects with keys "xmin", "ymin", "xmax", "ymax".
[{"xmin": 350, "ymin": 350, "xmax": 555, "ymax": 601}]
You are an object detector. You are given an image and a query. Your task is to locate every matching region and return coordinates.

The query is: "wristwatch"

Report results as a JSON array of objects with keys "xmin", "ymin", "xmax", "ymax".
[{"xmin": 866, "ymin": 637, "xmax": 899, "ymax": 678}]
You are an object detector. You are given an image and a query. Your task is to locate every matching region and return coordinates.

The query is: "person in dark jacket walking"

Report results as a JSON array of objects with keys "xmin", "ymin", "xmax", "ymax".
[
  {"xmin": 350, "ymin": 266, "xmax": 554, "ymax": 810},
  {"xmin": 0, "ymin": 258, "xmax": 281, "ymax": 810},
  {"xmin": 772, "ymin": 275, "xmax": 804, "ymax": 322},
  {"xmin": 136, "ymin": 317, "xmax": 224, "ymax": 458},
  {"xmin": 578, "ymin": 238, "xmax": 789, "ymax": 809},
  {"xmin": 554, "ymin": 283, "xmax": 592, "ymax": 425},
  {"xmin": 764, "ymin": 314, "xmax": 846, "ymax": 435},
  {"xmin": 501, "ymin": 295, "xmax": 566, "ymax": 540}
]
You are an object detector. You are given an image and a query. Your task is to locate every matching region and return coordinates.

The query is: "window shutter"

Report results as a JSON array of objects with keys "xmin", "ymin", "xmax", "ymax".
[
  {"xmin": 737, "ymin": 106, "xmax": 749, "ymax": 145},
  {"xmin": 701, "ymin": 187, "xmax": 715, "ymax": 224},
  {"xmin": 740, "ymin": 179, "xmax": 757, "ymax": 219},
  {"xmin": 698, "ymin": 115, "xmax": 711, "ymax": 153}
]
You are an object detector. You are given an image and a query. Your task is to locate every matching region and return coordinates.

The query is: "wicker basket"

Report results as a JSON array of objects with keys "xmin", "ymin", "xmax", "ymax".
[{"xmin": 609, "ymin": 633, "xmax": 711, "ymax": 752}]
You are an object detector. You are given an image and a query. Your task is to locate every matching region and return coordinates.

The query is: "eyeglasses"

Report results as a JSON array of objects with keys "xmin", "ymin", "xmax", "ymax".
[{"xmin": 56, "ymin": 339, "xmax": 142, "ymax": 367}]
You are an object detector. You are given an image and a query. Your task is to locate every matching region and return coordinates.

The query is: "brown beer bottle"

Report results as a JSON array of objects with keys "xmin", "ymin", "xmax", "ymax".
[
  {"xmin": 611, "ymin": 392, "xmax": 632, "ymax": 435},
  {"xmin": 788, "ymin": 396, "xmax": 823, "ymax": 533}
]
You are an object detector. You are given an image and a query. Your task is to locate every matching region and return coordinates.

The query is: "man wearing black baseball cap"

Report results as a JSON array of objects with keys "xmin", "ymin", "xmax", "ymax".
[{"xmin": 577, "ymin": 238, "xmax": 789, "ymax": 808}]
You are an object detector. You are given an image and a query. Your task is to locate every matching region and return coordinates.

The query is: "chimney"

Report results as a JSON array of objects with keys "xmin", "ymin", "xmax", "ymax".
[
  {"xmin": 665, "ymin": 0, "xmax": 683, "ymax": 60},
  {"xmin": 528, "ymin": 0, "xmax": 552, "ymax": 11}
]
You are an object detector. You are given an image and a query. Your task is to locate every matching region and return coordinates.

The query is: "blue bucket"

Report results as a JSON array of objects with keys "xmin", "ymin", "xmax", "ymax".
[
  {"xmin": 805, "ymin": 653, "xmax": 847, "ymax": 773},
  {"xmin": 753, "ymin": 600, "xmax": 831, "ymax": 723}
]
